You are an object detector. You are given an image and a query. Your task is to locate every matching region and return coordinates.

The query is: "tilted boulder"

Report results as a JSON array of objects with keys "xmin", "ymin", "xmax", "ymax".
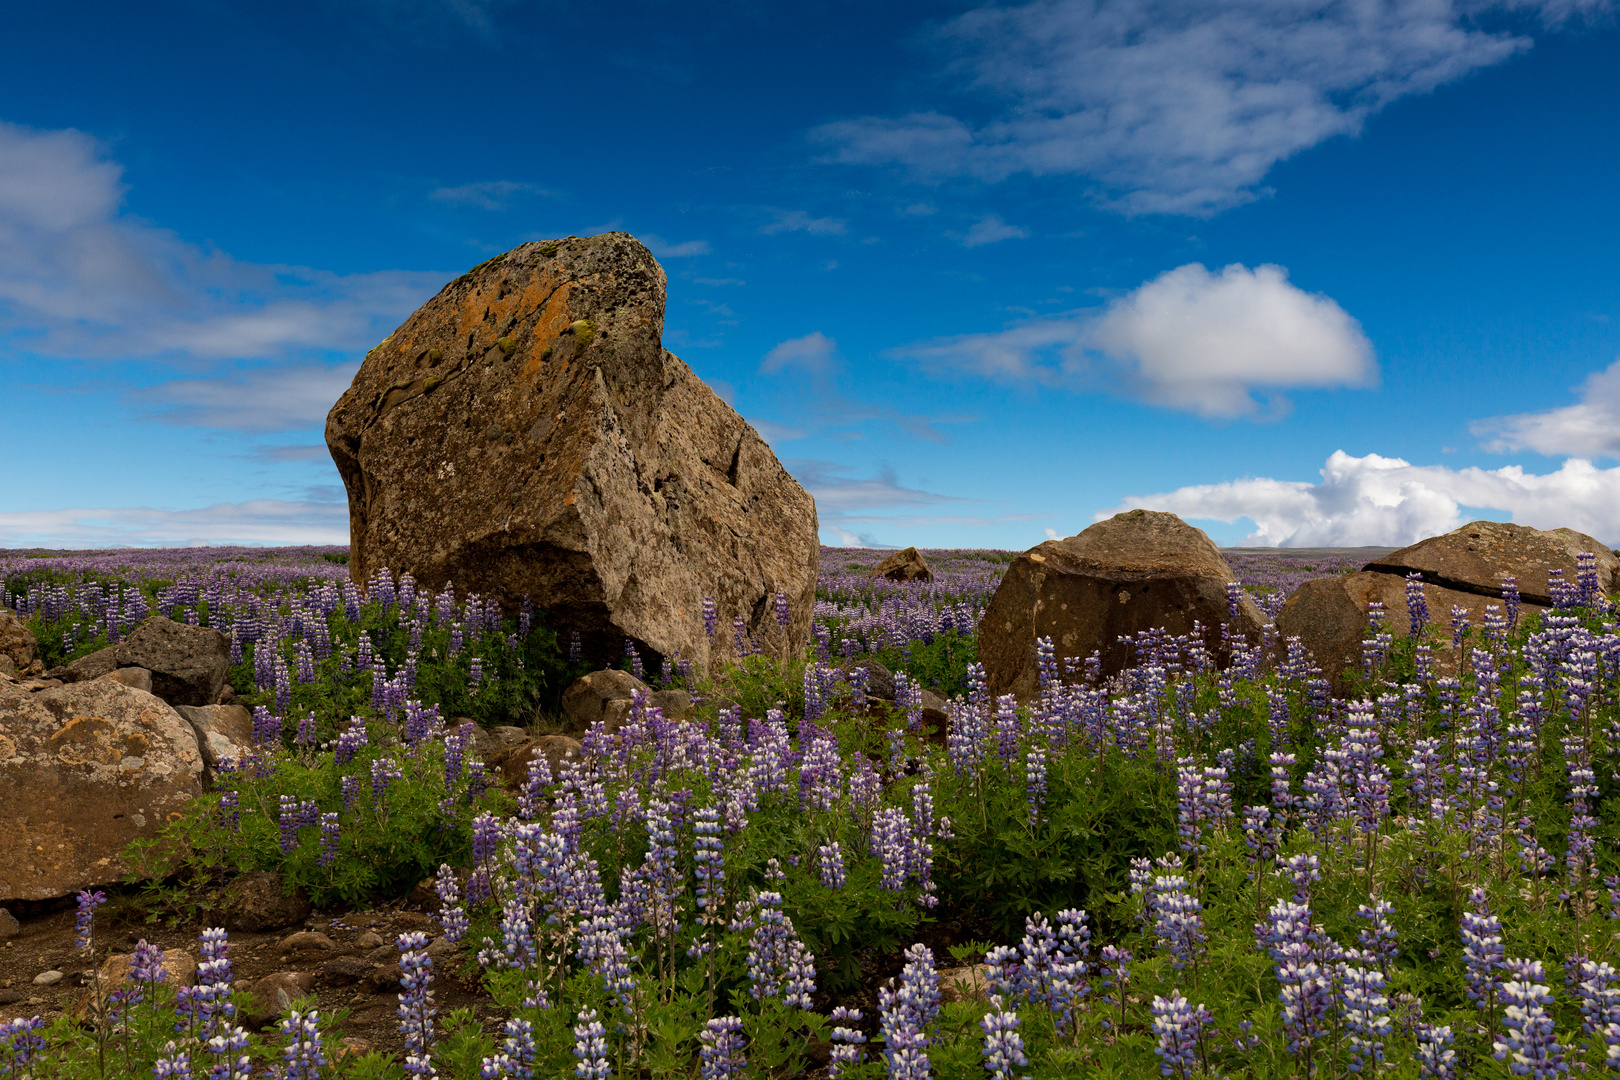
[
  {"xmin": 978, "ymin": 510, "xmax": 1267, "ymax": 700},
  {"xmin": 325, "ymin": 233, "xmax": 819, "ymax": 672},
  {"xmin": 0, "ymin": 677, "xmax": 205, "ymax": 902},
  {"xmin": 1275, "ymin": 520, "xmax": 1607, "ymax": 691},
  {"xmin": 868, "ymin": 547, "xmax": 933, "ymax": 583},
  {"xmin": 1364, "ymin": 520, "xmax": 1617, "ymax": 606},
  {"xmin": 1275, "ymin": 571, "xmax": 1548, "ymax": 693},
  {"xmin": 560, "ymin": 669, "xmax": 649, "ymax": 732},
  {"xmin": 53, "ymin": 616, "xmax": 230, "ymax": 706}
]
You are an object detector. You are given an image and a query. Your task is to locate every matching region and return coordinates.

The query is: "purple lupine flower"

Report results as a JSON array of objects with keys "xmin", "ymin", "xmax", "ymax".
[
  {"xmin": 577, "ymin": 915, "xmax": 636, "ymax": 1012},
  {"xmin": 334, "ymin": 716, "xmax": 368, "ymax": 765},
  {"xmin": 774, "ymin": 591, "xmax": 790, "ymax": 628},
  {"xmin": 1462, "ymin": 888, "xmax": 1505, "ymax": 1013},
  {"xmin": 217, "ymin": 789, "xmax": 240, "ymax": 828},
  {"xmin": 75, "ymin": 888, "xmax": 107, "ymax": 951},
  {"xmin": 993, "ymin": 694, "xmax": 1019, "ymax": 760},
  {"xmin": 423, "ymin": 865, "xmax": 467, "ymax": 944},
  {"xmin": 701, "ymin": 597, "xmax": 718, "ymax": 638},
  {"xmin": 981, "ymin": 997, "xmax": 1030, "ymax": 1080},
  {"xmin": 317, "ymin": 813, "xmax": 340, "ymax": 868},
  {"xmin": 871, "ymin": 807, "xmax": 911, "ymax": 893},
  {"xmin": 1356, "ymin": 900, "xmax": 1398, "ymax": 977},
  {"xmin": 278, "ymin": 795, "xmax": 302, "ymax": 854},
  {"xmin": 1341, "ymin": 963, "xmax": 1391, "ymax": 1073},
  {"xmin": 371, "ymin": 757, "xmax": 403, "ymax": 809},
  {"xmin": 204, "ymin": 1024, "xmax": 252, "ymax": 1080},
  {"xmin": 1278, "ymin": 852, "xmax": 1321, "ymax": 902},
  {"xmin": 569, "ymin": 631, "xmax": 582, "ymax": 662},
  {"xmin": 397, "ymin": 932, "xmax": 437, "ymax": 1077},
  {"xmin": 1450, "ymin": 605, "xmax": 1470, "ymax": 653},
  {"xmin": 484, "ymin": 1017, "xmax": 536, "ymax": 1080},
  {"xmin": 1149, "ymin": 874, "xmax": 1206, "ymax": 970},
  {"xmin": 817, "ymin": 842, "xmax": 846, "ymax": 889},
  {"xmin": 1572, "ymin": 959, "xmax": 1620, "ymax": 1039},
  {"xmin": 573, "ymin": 1009, "xmax": 610, "ymax": 1080},
  {"xmin": 1415, "ymin": 1023, "xmax": 1457, "ymax": 1079},
  {"xmin": 699, "ymin": 1016, "xmax": 746, "ymax": 1080},
  {"xmin": 280, "ymin": 1009, "xmax": 328, "ymax": 1080},
  {"xmin": 1493, "ymin": 959, "xmax": 1565, "ymax": 1078},
  {"xmin": 1261, "ymin": 899, "xmax": 1333, "ymax": 1073},
  {"xmin": 339, "ymin": 774, "xmax": 360, "ymax": 815},
  {"xmin": 1150, "ymin": 991, "xmax": 1210, "ymax": 1080},
  {"xmin": 878, "ymin": 944, "xmax": 939, "ymax": 1080},
  {"xmin": 1406, "ymin": 572, "xmax": 1430, "ymax": 638},
  {"xmin": 1, "ymin": 1017, "xmax": 47, "ymax": 1076},
  {"xmin": 1026, "ymin": 745, "xmax": 1048, "ymax": 822},
  {"xmin": 251, "ymin": 705, "xmax": 282, "ymax": 747},
  {"xmin": 829, "ymin": 1007, "xmax": 866, "ymax": 1077},
  {"xmin": 478, "ymin": 897, "xmax": 537, "ymax": 971},
  {"xmin": 153, "ymin": 1042, "xmax": 193, "ymax": 1079}
]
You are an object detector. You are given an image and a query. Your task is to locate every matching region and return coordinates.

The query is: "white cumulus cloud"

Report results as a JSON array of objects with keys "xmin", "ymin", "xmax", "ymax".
[
  {"xmin": 1472, "ymin": 357, "xmax": 1620, "ymax": 460},
  {"xmin": 0, "ymin": 119, "xmax": 442, "ymax": 367},
  {"xmin": 1097, "ymin": 450, "xmax": 1620, "ymax": 547},
  {"xmin": 813, "ymin": 0, "xmax": 1611, "ymax": 215},
  {"xmin": 899, "ymin": 262, "xmax": 1374, "ymax": 418},
  {"xmin": 132, "ymin": 362, "xmax": 363, "ymax": 432}
]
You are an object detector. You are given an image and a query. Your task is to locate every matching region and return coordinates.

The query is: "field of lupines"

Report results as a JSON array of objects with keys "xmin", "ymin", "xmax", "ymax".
[{"xmin": 0, "ymin": 544, "xmax": 1618, "ymax": 1079}]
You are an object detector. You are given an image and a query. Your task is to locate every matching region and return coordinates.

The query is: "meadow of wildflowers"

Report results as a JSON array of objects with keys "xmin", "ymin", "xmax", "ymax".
[{"xmin": 1, "ymin": 543, "xmax": 1618, "ymax": 1079}]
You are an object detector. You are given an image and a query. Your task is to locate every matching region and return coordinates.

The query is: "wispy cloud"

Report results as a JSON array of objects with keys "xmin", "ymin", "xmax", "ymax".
[
  {"xmin": 247, "ymin": 444, "xmax": 332, "ymax": 463},
  {"xmin": 131, "ymin": 362, "xmax": 361, "ymax": 432},
  {"xmin": 897, "ymin": 262, "xmax": 1375, "ymax": 418},
  {"xmin": 786, "ymin": 460, "xmax": 966, "ymax": 514},
  {"xmin": 643, "ymin": 234, "xmax": 712, "ymax": 258},
  {"xmin": 0, "ymin": 498, "xmax": 349, "ymax": 547},
  {"xmin": 760, "ymin": 331, "xmax": 840, "ymax": 376},
  {"xmin": 429, "ymin": 179, "xmax": 557, "ymax": 210},
  {"xmin": 962, "ymin": 213, "xmax": 1027, "ymax": 247},
  {"xmin": 760, "ymin": 208, "xmax": 847, "ymax": 236},
  {"xmin": 0, "ymin": 120, "xmax": 442, "ymax": 367},
  {"xmin": 813, "ymin": 0, "xmax": 1610, "ymax": 215},
  {"xmin": 1472, "ymin": 357, "xmax": 1620, "ymax": 460},
  {"xmin": 1097, "ymin": 450, "xmax": 1620, "ymax": 547}
]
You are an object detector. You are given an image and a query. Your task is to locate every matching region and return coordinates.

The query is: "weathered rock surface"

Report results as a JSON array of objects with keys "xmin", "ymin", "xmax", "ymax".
[
  {"xmin": 500, "ymin": 735, "xmax": 584, "ymax": 787},
  {"xmin": 0, "ymin": 678, "xmax": 205, "ymax": 902},
  {"xmin": 1363, "ymin": 520, "xmax": 1617, "ymax": 606},
  {"xmin": 471, "ymin": 724, "xmax": 532, "ymax": 770},
  {"xmin": 561, "ymin": 669, "xmax": 649, "ymax": 731},
  {"xmin": 54, "ymin": 617, "xmax": 230, "ymax": 706},
  {"xmin": 243, "ymin": 971, "xmax": 316, "ymax": 1028},
  {"xmin": 0, "ymin": 609, "xmax": 36, "ymax": 675},
  {"xmin": 174, "ymin": 704, "xmax": 253, "ymax": 776},
  {"xmin": 218, "ymin": 872, "xmax": 312, "ymax": 933},
  {"xmin": 868, "ymin": 546, "xmax": 933, "ymax": 583},
  {"xmin": 1275, "ymin": 571, "xmax": 1550, "ymax": 692},
  {"xmin": 978, "ymin": 510, "xmax": 1268, "ymax": 699},
  {"xmin": 77, "ymin": 947, "xmax": 197, "ymax": 1020},
  {"xmin": 326, "ymin": 233, "xmax": 819, "ymax": 672}
]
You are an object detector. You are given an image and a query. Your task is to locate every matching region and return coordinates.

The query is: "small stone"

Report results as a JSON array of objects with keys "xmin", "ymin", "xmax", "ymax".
[
  {"xmin": 0, "ymin": 908, "xmax": 20, "ymax": 940},
  {"xmin": 0, "ymin": 988, "xmax": 21, "ymax": 1005},
  {"xmin": 278, "ymin": 931, "xmax": 336, "ymax": 954},
  {"xmin": 317, "ymin": 957, "xmax": 373, "ymax": 986},
  {"xmin": 243, "ymin": 971, "xmax": 317, "ymax": 1029},
  {"xmin": 33, "ymin": 970, "xmax": 63, "ymax": 985},
  {"xmin": 353, "ymin": 930, "xmax": 385, "ymax": 951},
  {"xmin": 424, "ymin": 936, "xmax": 458, "ymax": 959}
]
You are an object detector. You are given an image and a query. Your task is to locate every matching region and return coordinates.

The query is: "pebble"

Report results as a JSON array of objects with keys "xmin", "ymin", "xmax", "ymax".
[
  {"xmin": 354, "ymin": 930, "xmax": 385, "ymax": 951},
  {"xmin": 33, "ymin": 970, "xmax": 63, "ymax": 986}
]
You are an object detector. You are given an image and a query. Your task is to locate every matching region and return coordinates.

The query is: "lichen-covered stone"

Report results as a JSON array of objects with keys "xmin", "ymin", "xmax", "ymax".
[
  {"xmin": 0, "ymin": 679, "xmax": 205, "ymax": 902},
  {"xmin": 325, "ymin": 233, "xmax": 818, "ymax": 672},
  {"xmin": 1364, "ymin": 520, "xmax": 1617, "ymax": 606}
]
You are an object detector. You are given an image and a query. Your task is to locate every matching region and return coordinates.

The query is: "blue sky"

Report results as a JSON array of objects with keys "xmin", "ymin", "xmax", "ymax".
[{"xmin": 2, "ymin": 0, "xmax": 1619, "ymax": 549}]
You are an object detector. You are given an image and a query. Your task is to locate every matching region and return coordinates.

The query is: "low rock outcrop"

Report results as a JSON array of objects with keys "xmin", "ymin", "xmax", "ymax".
[
  {"xmin": 217, "ymin": 872, "xmax": 313, "ymax": 933},
  {"xmin": 978, "ymin": 510, "xmax": 1267, "ymax": 699},
  {"xmin": 325, "ymin": 233, "xmax": 819, "ymax": 673},
  {"xmin": 0, "ymin": 677, "xmax": 205, "ymax": 902},
  {"xmin": 868, "ymin": 547, "xmax": 933, "ymax": 583},
  {"xmin": 1276, "ymin": 520, "xmax": 1611, "ymax": 690},
  {"xmin": 53, "ymin": 616, "xmax": 230, "ymax": 706}
]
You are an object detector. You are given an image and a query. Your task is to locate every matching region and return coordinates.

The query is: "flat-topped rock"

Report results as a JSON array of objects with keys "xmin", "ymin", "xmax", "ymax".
[{"xmin": 1364, "ymin": 520, "xmax": 1616, "ymax": 607}]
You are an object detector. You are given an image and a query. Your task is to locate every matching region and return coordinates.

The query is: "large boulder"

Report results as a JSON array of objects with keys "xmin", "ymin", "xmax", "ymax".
[
  {"xmin": 560, "ymin": 669, "xmax": 650, "ymax": 732},
  {"xmin": 325, "ymin": 233, "xmax": 819, "ymax": 672},
  {"xmin": 1364, "ymin": 520, "xmax": 1617, "ymax": 606},
  {"xmin": 1274, "ymin": 519, "xmax": 1606, "ymax": 691},
  {"xmin": 55, "ymin": 617, "xmax": 230, "ymax": 706},
  {"xmin": 0, "ymin": 677, "xmax": 205, "ymax": 902},
  {"xmin": 978, "ymin": 510, "xmax": 1267, "ymax": 699},
  {"xmin": 867, "ymin": 547, "xmax": 933, "ymax": 583},
  {"xmin": 0, "ymin": 609, "xmax": 36, "ymax": 677},
  {"xmin": 1275, "ymin": 572, "xmax": 1548, "ymax": 692}
]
